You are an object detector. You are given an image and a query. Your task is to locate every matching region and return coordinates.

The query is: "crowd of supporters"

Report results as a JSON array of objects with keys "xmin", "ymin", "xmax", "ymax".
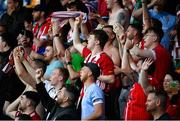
[{"xmin": 0, "ymin": 0, "xmax": 179, "ymax": 120}]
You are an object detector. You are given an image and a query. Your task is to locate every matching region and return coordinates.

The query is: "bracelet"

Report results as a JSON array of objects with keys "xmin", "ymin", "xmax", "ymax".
[{"xmin": 67, "ymin": 61, "xmax": 72, "ymax": 65}]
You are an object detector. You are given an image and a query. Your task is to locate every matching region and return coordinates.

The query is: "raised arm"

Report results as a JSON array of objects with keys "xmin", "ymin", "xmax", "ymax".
[
  {"xmin": 35, "ymin": 68, "xmax": 56, "ymax": 112},
  {"xmin": 65, "ymin": 49, "xmax": 79, "ymax": 80},
  {"xmin": 121, "ymin": 39, "xmax": 134, "ymax": 72},
  {"xmin": 142, "ymin": 0, "xmax": 151, "ymax": 33},
  {"xmin": 139, "ymin": 58, "xmax": 154, "ymax": 95},
  {"xmin": 13, "ymin": 47, "xmax": 36, "ymax": 88},
  {"xmin": 113, "ymin": 23, "xmax": 126, "ymax": 59},
  {"xmin": 80, "ymin": 19, "xmax": 89, "ymax": 40},
  {"xmin": 51, "ymin": 19, "xmax": 65, "ymax": 57},
  {"xmin": 132, "ymin": 0, "xmax": 156, "ymax": 19},
  {"xmin": 22, "ymin": 59, "xmax": 37, "ymax": 80},
  {"xmin": 5, "ymin": 85, "xmax": 34, "ymax": 119},
  {"xmin": 5, "ymin": 96, "xmax": 20, "ymax": 119},
  {"xmin": 73, "ymin": 16, "xmax": 86, "ymax": 54},
  {"xmin": 131, "ymin": 46, "xmax": 155, "ymax": 59},
  {"xmin": 69, "ymin": 18, "xmax": 75, "ymax": 30}
]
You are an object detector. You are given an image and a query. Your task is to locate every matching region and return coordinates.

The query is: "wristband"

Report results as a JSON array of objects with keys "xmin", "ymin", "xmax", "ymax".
[{"xmin": 67, "ymin": 61, "xmax": 72, "ymax": 65}]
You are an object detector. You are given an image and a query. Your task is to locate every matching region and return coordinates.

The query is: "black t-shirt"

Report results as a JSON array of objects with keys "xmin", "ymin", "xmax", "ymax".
[
  {"xmin": 156, "ymin": 113, "xmax": 171, "ymax": 120},
  {"xmin": 36, "ymin": 82, "xmax": 80, "ymax": 120},
  {"xmin": 0, "ymin": 7, "xmax": 32, "ymax": 39}
]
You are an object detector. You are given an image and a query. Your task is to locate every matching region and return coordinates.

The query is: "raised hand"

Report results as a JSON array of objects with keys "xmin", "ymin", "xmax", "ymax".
[
  {"xmin": 113, "ymin": 23, "xmax": 125, "ymax": 35},
  {"xmin": 113, "ymin": 23, "xmax": 126, "ymax": 44},
  {"xmin": 17, "ymin": 46, "xmax": 25, "ymax": 61},
  {"xmin": 51, "ymin": 18, "xmax": 60, "ymax": 35},
  {"xmin": 13, "ymin": 46, "xmax": 25, "ymax": 61},
  {"xmin": 13, "ymin": 47, "xmax": 18, "ymax": 57},
  {"xmin": 65, "ymin": 49, "xmax": 71, "ymax": 63},
  {"xmin": 35, "ymin": 68, "xmax": 44, "ymax": 80},
  {"xmin": 74, "ymin": 15, "xmax": 83, "ymax": 27},
  {"xmin": 141, "ymin": 58, "xmax": 154, "ymax": 71}
]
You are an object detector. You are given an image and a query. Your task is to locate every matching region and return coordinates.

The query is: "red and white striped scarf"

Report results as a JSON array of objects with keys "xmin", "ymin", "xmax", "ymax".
[{"xmin": 50, "ymin": 11, "xmax": 87, "ymax": 26}]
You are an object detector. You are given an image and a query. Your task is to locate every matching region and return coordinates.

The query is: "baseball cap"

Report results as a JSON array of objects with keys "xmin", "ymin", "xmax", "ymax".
[{"xmin": 84, "ymin": 63, "xmax": 100, "ymax": 80}]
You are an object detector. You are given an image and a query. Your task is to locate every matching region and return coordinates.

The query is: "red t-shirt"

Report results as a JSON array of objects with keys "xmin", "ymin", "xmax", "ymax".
[
  {"xmin": 82, "ymin": 47, "xmax": 114, "ymax": 92},
  {"xmin": 125, "ymin": 83, "xmax": 152, "ymax": 120},
  {"xmin": 32, "ymin": 18, "xmax": 51, "ymax": 52},
  {"xmin": 33, "ymin": 18, "xmax": 51, "ymax": 40},
  {"xmin": 166, "ymin": 98, "xmax": 180, "ymax": 120},
  {"xmin": 83, "ymin": 47, "xmax": 114, "ymax": 75},
  {"xmin": 98, "ymin": 0, "xmax": 108, "ymax": 17},
  {"xmin": 15, "ymin": 111, "xmax": 41, "ymax": 120},
  {"xmin": 149, "ymin": 44, "xmax": 171, "ymax": 90}
]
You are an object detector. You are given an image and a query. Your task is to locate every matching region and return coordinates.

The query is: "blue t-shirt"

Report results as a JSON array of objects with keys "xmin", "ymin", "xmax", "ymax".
[
  {"xmin": 81, "ymin": 83, "xmax": 105, "ymax": 120},
  {"xmin": 44, "ymin": 59, "xmax": 64, "ymax": 77},
  {"xmin": 37, "ymin": 46, "xmax": 46, "ymax": 55},
  {"xmin": 148, "ymin": 9, "xmax": 176, "ymax": 50}
]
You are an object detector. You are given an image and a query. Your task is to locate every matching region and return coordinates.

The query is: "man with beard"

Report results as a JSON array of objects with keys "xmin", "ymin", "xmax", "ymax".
[
  {"xmin": 35, "ymin": 68, "xmax": 79, "ymax": 120},
  {"xmin": 5, "ymin": 91, "xmax": 41, "ymax": 120},
  {"xmin": 43, "ymin": 43, "xmax": 64, "ymax": 80},
  {"xmin": 146, "ymin": 91, "xmax": 171, "ymax": 120},
  {"xmin": 72, "ymin": 16, "xmax": 114, "ymax": 119},
  {"xmin": 80, "ymin": 63, "xmax": 105, "ymax": 120}
]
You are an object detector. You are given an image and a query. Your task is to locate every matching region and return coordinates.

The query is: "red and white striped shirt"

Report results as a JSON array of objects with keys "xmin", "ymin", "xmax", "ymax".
[{"xmin": 32, "ymin": 18, "xmax": 51, "ymax": 40}]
